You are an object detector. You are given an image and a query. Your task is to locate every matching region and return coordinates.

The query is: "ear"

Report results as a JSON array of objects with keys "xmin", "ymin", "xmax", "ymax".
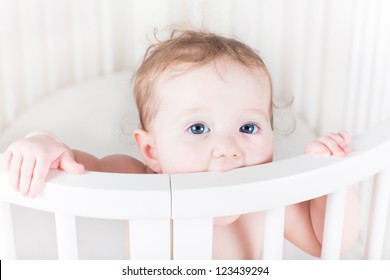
[{"xmin": 133, "ymin": 129, "xmax": 162, "ymax": 173}]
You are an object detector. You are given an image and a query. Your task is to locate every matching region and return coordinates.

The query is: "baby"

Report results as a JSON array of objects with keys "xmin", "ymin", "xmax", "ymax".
[{"xmin": 1, "ymin": 29, "xmax": 359, "ymax": 259}]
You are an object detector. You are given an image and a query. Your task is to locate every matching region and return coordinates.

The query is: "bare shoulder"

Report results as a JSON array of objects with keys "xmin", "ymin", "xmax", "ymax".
[
  {"xmin": 99, "ymin": 154, "xmax": 147, "ymax": 174},
  {"xmin": 72, "ymin": 150, "xmax": 147, "ymax": 174}
]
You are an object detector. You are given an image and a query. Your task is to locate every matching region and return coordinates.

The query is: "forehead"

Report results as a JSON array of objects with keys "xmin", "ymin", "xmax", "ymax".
[
  {"xmin": 154, "ymin": 60, "xmax": 272, "ymax": 110},
  {"xmin": 160, "ymin": 59, "xmax": 270, "ymax": 84}
]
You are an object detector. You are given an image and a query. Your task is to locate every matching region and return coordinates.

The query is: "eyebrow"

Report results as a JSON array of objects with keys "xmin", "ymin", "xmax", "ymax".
[
  {"xmin": 177, "ymin": 107, "xmax": 270, "ymax": 123},
  {"xmin": 244, "ymin": 108, "xmax": 268, "ymax": 116},
  {"xmin": 239, "ymin": 108, "xmax": 270, "ymax": 118},
  {"xmin": 176, "ymin": 107, "xmax": 209, "ymax": 123}
]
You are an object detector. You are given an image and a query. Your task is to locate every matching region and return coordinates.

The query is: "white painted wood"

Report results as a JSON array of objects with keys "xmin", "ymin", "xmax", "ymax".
[
  {"xmin": 0, "ymin": 171, "xmax": 171, "ymax": 220},
  {"xmin": 321, "ymin": 188, "xmax": 347, "ymax": 259},
  {"xmin": 55, "ymin": 212, "xmax": 78, "ymax": 259},
  {"xmin": 173, "ymin": 218, "xmax": 213, "ymax": 260},
  {"xmin": 0, "ymin": 201, "xmax": 16, "ymax": 259},
  {"xmin": 129, "ymin": 219, "xmax": 171, "ymax": 260},
  {"xmin": 365, "ymin": 167, "xmax": 390, "ymax": 259},
  {"xmin": 262, "ymin": 207, "xmax": 285, "ymax": 260},
  {"xmin": 70, "ymin": 0, "xmax": 84, "ymax": 82},
  {"xmin": 368, "ymin": 0, "xmax": 390, "ymax": 127},
  {"xmin": 0, "ymin": 0, "xmax": 21, "ymax": 124},
  {"xmin": 100, "ymin": 0, "xmax": 114, "ymax": 75},
  {"xmin": 0, "ymin": 166, "xmax": 171, "ymax": 260}
]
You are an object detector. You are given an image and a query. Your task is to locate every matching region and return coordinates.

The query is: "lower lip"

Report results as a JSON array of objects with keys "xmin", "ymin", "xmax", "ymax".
[{"xmin": 209, "ymin": 166, "xmax": 243, "ymax": 172}]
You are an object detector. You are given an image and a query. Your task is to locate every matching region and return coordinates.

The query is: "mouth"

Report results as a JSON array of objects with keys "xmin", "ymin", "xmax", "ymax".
[{"xmin": 208, "ymin": 165, "xmax": 244, "ymax": 173}]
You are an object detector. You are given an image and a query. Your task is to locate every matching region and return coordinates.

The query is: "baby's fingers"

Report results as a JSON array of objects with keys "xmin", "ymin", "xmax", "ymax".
[
  {"xmin": 327, "ymin": 132, "xmax": 350, "ymax": 153},
  {"xmin": 317, "ymin": 135, "xmax": 348, "ymax": 156},
  {"xmin": 59, "ymin": 153, "xmax": 84, "ymax": 174},
  {"xmin": 19, "ymin": 156, "xmax": 36, "ymax": 196},
  {"xmin": 1, "ymin": 150, "xmax": 13, "ymax": 172},
  {"xmin": 9, "ymin": 154, "xmax": 23, "ymax": 190},
  {"xmin": 338, "ymin": 130, "xmax": 351, "ymax": 153},
  {"xmin": 304, "ymin": 141, "xmax": 331, "ymax": 156},
  {"xmin": 29, "ymin": 160, "xmax": 51, "ymax": 198}
]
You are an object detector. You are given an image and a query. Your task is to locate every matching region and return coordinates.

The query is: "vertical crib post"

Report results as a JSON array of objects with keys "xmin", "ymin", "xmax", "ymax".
[
  {"xmin": 172, "ymin": 218, "xmax": 213, "ymax": 260},
  {"xmin": 0, "ymin": 201, "xmax": 16, "ymax": 259},
  {"xmin": 55, "ymin": 212, "xmax": 78, "ymax": 260},
  {"xmin": 321, "ymin": 188, "xmax": 347, "ymax": 259},
  {"xmin": 262, "ymin": 207, "xmax": 285, "ymax": 259},
  {"xmin": 128, "ymin": 219, "xmax": 171, "ymax": 260},
  {"xmin": 365, "ymin": 168, "xmax": 390, "ymax": 259},
  {"xmin": 100, "ymin": 0, "xmax": 114, "ymax": 75}
]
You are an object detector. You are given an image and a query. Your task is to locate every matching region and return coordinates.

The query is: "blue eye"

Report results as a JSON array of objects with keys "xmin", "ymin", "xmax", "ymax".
[
  {"xmin": 188, "ymin": 123, "xmax": 210, "ymax": 135},
  {"xmin": 240, "ymin": 123, "xmax": 260, "ymax": 134}
]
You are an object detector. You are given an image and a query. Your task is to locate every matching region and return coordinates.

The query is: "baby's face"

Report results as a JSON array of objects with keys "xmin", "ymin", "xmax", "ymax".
[{"xmin": 140, "ymin": 60, "xmax": 273, "ymax": 174}]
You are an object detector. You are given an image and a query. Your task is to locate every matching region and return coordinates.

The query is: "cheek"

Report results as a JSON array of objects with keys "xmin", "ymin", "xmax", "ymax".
[
  {"xmin": 246, "ymin": 148, "xmax": 273, "ymax": 166},
  {"xmin": 245, "ymin": 135, "xmax": 274, "ymax": 165},
  {"xmin": 156, "ymin": 140, "xmax": 209, "ymax": 174}
]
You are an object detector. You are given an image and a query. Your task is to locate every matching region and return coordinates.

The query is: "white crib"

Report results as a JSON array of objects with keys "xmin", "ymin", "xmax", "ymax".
[{"xmin": 1, "ymin": 0, "xmax": 390, "ymax": 260}]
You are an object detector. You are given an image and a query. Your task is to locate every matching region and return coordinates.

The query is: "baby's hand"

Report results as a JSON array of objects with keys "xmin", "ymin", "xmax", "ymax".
[
  {"xmin": 1, "ymin": 131, "xmax": 84, "ymax": 198},
  {"xmin": 304, "ymin": 131, "xmax": 351, "ymax": 157}
]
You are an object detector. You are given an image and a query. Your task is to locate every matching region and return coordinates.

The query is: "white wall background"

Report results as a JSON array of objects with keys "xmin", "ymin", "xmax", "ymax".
[{"xmin": 0, "ymin": 0, "xmax": 389, "ymax": 135}]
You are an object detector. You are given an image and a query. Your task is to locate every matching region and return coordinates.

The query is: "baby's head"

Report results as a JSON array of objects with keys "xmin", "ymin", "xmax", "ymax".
[
  {"xmin": 134, "ymin": 29, "xmax": 273, "ymax": 130},
  {"xmin": 133, "ymin": 29, "xmax": 274, "ymax": 174}
]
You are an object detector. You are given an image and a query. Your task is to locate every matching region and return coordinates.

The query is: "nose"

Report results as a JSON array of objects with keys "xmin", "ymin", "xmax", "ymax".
[{"xmin": 212, "ymin": 136, "xmax": 243, "ymax": 159}]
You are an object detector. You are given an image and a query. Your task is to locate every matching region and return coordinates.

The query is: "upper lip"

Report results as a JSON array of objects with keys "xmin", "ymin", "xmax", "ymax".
[{"xmin": 208, "ymin": 165, "xmax": 244, "ymax": 172}]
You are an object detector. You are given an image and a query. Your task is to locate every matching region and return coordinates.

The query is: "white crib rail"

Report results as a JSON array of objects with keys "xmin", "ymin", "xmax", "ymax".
[
  {"xmin": 262, "ymin": 207, "xmax": 285, "ymax": 259},
  {"xmin": 0, "ymin": 117, "xmax": 390, "ymax": 259},
  {"xmin": 0, "ymin": 171, "xmax": 171, "ymax": 259},
  {"xmin": 0, "ymin": 200, "xmax": 15, "ymax": 259},
  {"xmin": 321, "ymin": 188, "xmax": 347, "ymax": 259},
  {"xmin": 365, "ymin": 167, "xmax": 390, "ymax": 259},
  {"xmin": 54, "ymin": 212, "xmax": 78, "ymax": 259}
]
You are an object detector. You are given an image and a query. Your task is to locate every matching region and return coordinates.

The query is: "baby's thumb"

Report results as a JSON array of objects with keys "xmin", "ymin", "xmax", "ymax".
[{"xmin": 59, "ymin": 154, "xmax": 85, "ymax": 174}]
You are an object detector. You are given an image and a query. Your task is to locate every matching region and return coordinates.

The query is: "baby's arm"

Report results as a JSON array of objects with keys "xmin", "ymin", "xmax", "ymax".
[
  {"xmin": 284, "ymin": 131, "xmax": 360, "ymax": 257},
  {"xmin": 1, "ymin": 131, "xmax": 147, "ymax": 198},
  {"xmin": 71, "ymin": 150, "xmax": 147, "ymax": 174}
]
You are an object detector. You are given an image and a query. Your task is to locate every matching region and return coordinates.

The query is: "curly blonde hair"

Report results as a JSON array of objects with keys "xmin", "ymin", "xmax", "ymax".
[{"xmin": 133, "ymin": 29, "xmax": 272, "ymax": 130}]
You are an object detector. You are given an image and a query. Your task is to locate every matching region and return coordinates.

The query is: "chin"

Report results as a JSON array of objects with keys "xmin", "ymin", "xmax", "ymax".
[{"xmin": 213, "ymin": 215, "xmax": 241, "ymax": 226}]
